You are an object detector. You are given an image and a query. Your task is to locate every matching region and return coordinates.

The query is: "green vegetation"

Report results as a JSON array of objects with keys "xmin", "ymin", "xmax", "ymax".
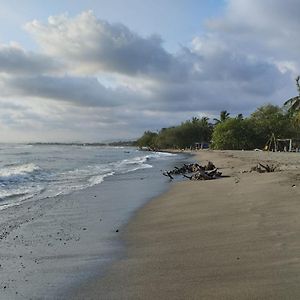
[
  {"xmin": 211, "ymin": 117, "xmax": 256, "ymax": 150},
  {"xmin": 137, "ymin": 77, "xmax": 300, "ymax": 150},
  {"xmin": 213, "ymin": 110, "xmax": 230, "ymax": 124},
  {"xmin": 136, "ymin": 117, "xmax": 213, "ymax": 149},
  {"xmin": 249, "ymin": 104, "xmax": 293, "ymax": 148},
  {"xmin": 136, "ymin": 131, "xmax": 158, "ymax": 148},
  {"xmin": 137, "ymin": 103, "xmax": 299, "ymax": 150}
]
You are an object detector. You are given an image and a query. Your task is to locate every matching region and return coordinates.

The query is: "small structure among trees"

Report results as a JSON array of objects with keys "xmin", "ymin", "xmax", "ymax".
[{"xmin": 265, "ymin": 136, "xmax": 300, "ymax": 152}]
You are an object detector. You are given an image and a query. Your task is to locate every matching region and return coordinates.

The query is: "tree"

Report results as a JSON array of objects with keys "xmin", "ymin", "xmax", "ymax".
[
  {"xmin": 212, "ymin": 117, "xmax": 256, "ymax": 150},
  {"xmin": 136, "ymin": 131, "xmax": 158, "ymax": 148},
  {"xmin": 143, "ymin": 117, "xmax": 213, "ymax": 149},
  {"xmin": 283, "ymin": 76, "xmax": 300, "ymax": 113},
  {"xmin": 155, "ymin": 127, "xmax": 180, "ymax": 149},
  {"xmin": 237, "ymin": 113, "xmax": 243, "ymax": 120},
  {"xmin": 213, "ymin": 110, "xmax": 230, "ymax": 124},
  {"xmin": 250, "ymin": 104, "xmax": 293, "ymax": 148}
]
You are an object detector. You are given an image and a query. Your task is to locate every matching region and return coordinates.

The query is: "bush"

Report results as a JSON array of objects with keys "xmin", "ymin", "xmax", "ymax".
[{"xmin": 212, "ymin": 118, "xmax": 256, "ymax": 150}]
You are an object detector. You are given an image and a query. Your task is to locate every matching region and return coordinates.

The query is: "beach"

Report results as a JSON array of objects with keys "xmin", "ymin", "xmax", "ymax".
[
  {"xmin": 0, "ymin": 145, "xmax": 190, "ymax": 299},
  {"xmin": 72, "ymin": 150, "xmax": 300, "ymax": 299}
]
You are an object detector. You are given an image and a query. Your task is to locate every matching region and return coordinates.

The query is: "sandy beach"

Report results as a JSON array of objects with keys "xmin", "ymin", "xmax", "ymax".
[
  {"xmin": 0, "ymin": 147, "xmax": 187, "ymax": 299},
  {"xmin": 72, "ymin": 150, "xmax": 300, "ymax": 299}
]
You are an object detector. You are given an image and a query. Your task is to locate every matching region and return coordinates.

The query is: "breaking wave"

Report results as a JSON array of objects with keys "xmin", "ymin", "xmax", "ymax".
[{"xmin": 0, "ymin": 147, "xmax": 177, "ymax": 207}]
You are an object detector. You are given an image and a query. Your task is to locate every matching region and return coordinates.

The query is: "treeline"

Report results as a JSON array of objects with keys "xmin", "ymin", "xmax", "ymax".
[
  {"xmin": 137, "ymin": 117, "xmax": 213, "ymax": 149},
  {"xmin": 136, "ymin": 104, "xmax": 300, "ymax": 150}
]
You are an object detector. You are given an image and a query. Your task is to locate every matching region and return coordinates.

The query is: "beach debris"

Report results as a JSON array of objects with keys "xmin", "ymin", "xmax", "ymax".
[
  {"xmin": 163, "ymin": 171, "xmax": 174, "ymax": 180},
  {"xmin": 251, "ymin": 163, "xmax": 278, "ymax": 173},
  {"xmin": 163, "ymin": 162, "xmax": 222, "ymax": 181},
  {"xmin": 163, "ymin": 162, "xmax": 215, "ymax": 176},
  {"xmin": 183, "ymin": 168, "xmax": 222, "ymax": 181}
]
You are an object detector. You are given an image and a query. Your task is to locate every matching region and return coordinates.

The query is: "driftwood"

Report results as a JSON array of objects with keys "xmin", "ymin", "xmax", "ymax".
[
  {"xmin": 163, "ymin": 161, "xmax": 222, "ymax": 181},
  {"xmin": 164, "ymin": 161, "xmax": 215, "ymax": 176},
  {"xmin": 183, "ymin": 168, "xmax": 222, "ymax": 180},
  {"xmin": 163, "ymin": 171, "xmax": 174, "ymax": 180},
  {"xmin": 251, "ymin": 163, "xmax": 277, "ymax": 173}
]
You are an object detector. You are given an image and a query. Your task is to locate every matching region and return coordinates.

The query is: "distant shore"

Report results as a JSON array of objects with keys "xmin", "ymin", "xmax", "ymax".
[{"xmin": 72, "ymin": 150, "xmax": 300, "ymax": 299}]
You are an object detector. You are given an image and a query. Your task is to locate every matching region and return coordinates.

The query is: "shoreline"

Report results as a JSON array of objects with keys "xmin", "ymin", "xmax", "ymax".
[
  {"xmin": 0, "ymin": 149, "xmax": 190, "ymax": 299},
  {"xmin": 71, "ymin": 150, "xmax": 300, "ymax": 299}
]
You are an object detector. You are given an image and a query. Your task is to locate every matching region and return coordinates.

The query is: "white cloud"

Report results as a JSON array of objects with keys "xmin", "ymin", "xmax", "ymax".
[
  {"xmin": 25, "ymin": 10, "xmax": 174, "ymax": 77},
  {"xmin": 206, "ymin": 0, "xmax": 300, "ymax": 62},
  {"xmin": 1, "ymin": 5, "xmax": 300, "ymax": 141}
]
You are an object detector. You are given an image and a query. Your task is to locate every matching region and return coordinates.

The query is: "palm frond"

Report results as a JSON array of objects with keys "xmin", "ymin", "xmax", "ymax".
[{"xmin": 283, "ymin": 96, "xmax": 300, "ymax": 111}]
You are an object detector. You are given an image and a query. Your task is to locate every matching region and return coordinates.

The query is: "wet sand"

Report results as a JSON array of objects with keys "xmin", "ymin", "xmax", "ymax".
[
  {"xmin": 73, "ymin": 150, "xmax": 300, "ymax": 299},
  {"xmin": 0, "ymin": 153, "xmax": 190, "ymax": 299}
]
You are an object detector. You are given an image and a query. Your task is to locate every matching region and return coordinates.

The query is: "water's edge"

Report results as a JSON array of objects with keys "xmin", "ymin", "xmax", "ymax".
[
  {"xmin": 0, "ymin": 150, "xmax": 193, "ymax": 299},
  {"xmin": 63, "ymin": 151, "xmax": 194, "ymax": 299}
]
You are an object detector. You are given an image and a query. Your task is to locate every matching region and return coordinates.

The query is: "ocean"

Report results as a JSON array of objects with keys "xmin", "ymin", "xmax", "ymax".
[
  {"xmin": 0, "ymin": 144, "xmax": 185, "ymax": 209},
  {"xmin": 0, "ymin": 144, "xmax": 191, "ymax": 298}
]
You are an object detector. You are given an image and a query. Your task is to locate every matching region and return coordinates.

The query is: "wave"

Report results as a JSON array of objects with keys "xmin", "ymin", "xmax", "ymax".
[
  {"xmin": 114, "ymin": 156, "xmax": 152, "ymax": 173},
  {"xmin": 53, "ymin": 152, "xmax": 164, "ymax": 193},
  {"xmin": 0, "ymin": 163, "xmax": 42, "ymax": 183},
  {"xmin": 59, "ymin": 155, "xmax": 154, "ymax": 190},
  {"xmin": 0, "ymin": 149, "xmax": 178, "ymax": 207},
  {"xmin": 0, "ymin": 184, "xmax": 46, "ymax": 203},
  {"xmin": 88, "ymin": 172, "xmax": 115, "ymax": 186},
  {"xmin": 91, "ymin": 152, "xmax": 176, "ymax": 178}
]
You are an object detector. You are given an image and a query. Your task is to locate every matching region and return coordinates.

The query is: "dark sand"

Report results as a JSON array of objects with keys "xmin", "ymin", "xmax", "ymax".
[
  {"xmin": 72, "ymin": 150, "xmax": 300, "ymax": 299},
  {"xmin": 0, "ymin": 151, "xmax": 189, "ymax": 299}
]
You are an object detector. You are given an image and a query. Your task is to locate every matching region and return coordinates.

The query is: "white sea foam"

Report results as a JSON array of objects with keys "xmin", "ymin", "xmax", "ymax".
[
  {"xmin": 0, "ymin": 147, "xmax": 178, "ymax": 207},
  {"xmin": 88, "ymin": 172, "xmax": 115, "ymax": 186},
  {"xmin": 50, "ymin": 154, "xmax": 156, "ymax": 194},
  {"xmin": 0, "ymin": 185, "xmax": 45, "ymax": 203},
  {"xmin": 0, "ymin": 163, "xmax": 41, "ymax": 183}
]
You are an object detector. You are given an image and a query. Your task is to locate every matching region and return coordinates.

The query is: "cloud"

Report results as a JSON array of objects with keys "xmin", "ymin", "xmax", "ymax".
[
  {"xmin": 206, "ymin": 0, "xmax": 300, "ymax": 63},
  {"xmin": 23, "ymin": 10, "xmax": 293, "ymax": 114},
  {"xmin": 25, "ymin": 10, "xmax": 175, "ymax": 77},
  {"xmin": 2, "ymin": 75, "xmax": 134, "ymax": 107},
  {"xmin": 0, "ymin": 43, "xmax": 61, "ymax": 75},
  {"xmin": 1, "ymin": 4, "xmax": 300, "ymax": 142}
]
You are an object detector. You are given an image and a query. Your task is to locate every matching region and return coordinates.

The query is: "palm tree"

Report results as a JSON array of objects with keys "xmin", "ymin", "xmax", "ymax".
[
  {"xmin": 213, "ymin": 110, "xmax": 230, "ymax": 124},
  {"xmin": 283, "ymin": 76, "xmax": 300, "ymax": 113},
  {"xmin": 237, "ymin": 113, "xmax": 243, "ymax": 120},
  {"xmin": 191, "ymin": 117, "xmax": 199, "ymax": 124}
]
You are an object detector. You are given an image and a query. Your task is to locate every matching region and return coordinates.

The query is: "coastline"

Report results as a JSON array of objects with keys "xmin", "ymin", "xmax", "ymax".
[
  {"xmin": 71, "ymin": 150, "xmax": 300, "ymax": 299},
  {"xmin": 0, "ymin": 149, "xmax": 191, "ymax": 299}
]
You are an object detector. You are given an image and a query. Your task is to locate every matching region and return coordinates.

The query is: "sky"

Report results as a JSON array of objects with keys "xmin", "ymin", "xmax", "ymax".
[{"xmin": 0, "ymin": 0, "xmax": 299, "ymax": 142}]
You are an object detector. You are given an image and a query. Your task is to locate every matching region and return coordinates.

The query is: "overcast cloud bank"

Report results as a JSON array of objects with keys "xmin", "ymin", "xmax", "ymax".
[{"xmin": 0, "ymin": 1, "xmax": 299, "ymax": 142}]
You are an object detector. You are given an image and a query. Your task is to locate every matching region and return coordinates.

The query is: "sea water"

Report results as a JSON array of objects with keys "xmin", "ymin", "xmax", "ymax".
[
  {"xmin": 0, "ymin": 144, "xmax": 184, "ymax": 209},
  {"xmin": 0, "ymin": 144, "xmax": 191, "ymax": 298}
]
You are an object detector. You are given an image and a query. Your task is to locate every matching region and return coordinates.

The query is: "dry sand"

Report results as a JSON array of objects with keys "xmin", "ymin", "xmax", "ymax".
[{"xmin": 73, "ymin": 150, "xmax": 300, "ymax": 299}]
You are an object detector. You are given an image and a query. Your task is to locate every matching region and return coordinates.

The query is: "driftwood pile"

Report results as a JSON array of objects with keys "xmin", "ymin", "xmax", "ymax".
[
  {"xmin": 163, "ymin": 161, "xmax": 222, "ymax": 180},
  {"xmin": 251, "ymin": 163, "xmax": 277, "ymax": 173}
]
